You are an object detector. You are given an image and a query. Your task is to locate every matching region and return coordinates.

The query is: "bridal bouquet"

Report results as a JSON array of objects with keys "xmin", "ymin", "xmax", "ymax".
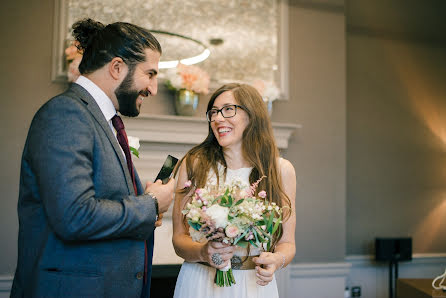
[{"xmin": 182, "ymin": 177, "xmax": 283, "ymax": 287}]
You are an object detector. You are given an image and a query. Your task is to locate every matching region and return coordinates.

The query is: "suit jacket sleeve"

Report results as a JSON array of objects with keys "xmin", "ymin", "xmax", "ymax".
[{"xmin": 24, "ymin": 95, "xmax": 157, "ymax": 241}]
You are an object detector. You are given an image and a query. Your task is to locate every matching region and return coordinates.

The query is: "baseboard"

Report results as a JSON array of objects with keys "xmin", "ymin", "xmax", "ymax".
[
  {"xmin": 346, "ymin": 253, "xmax": 446, "ymax": 298},
  {"xmin": 0, "ymin": 275, "xmax": 13, "ymax": 298}
]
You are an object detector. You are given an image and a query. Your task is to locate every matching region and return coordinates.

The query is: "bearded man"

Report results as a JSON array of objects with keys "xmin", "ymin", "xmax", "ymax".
[{"xmin": 11, "ymin": 18, "xmax": 174, "ymax": 298}]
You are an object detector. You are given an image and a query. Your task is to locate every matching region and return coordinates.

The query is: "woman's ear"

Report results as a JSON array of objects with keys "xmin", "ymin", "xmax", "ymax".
[{"xmin": 108, "ymin": 57, "xmax": 127, "ymax": 80}]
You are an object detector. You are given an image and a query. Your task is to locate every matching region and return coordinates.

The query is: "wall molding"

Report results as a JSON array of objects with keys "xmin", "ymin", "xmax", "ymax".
[
  {"xmin": 0, "ymin": 275, "xmax": 13, "ymax": 297},
  {"xmin": 290, "ymin": 261, "xmax": 352, "ymax": 278},
  {"xmin": 346, "ymin": 253, "xmax": 446, "ymax": 266},
  {"xmin": 289, "ymin": 0, "xmax": 345, "ymax": 14},
  {"xmin": 278, "ymin": 262, "xmax": 351, "ymax": 298},
  {"xmin": 347, "ymin": 25, "xmax": 446, "ymax": 46}
]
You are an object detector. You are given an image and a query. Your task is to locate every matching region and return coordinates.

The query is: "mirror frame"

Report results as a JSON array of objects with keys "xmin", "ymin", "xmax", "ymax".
[{"xmin": 51, "ymin": 0, "xmax": 289, "ymax": 100}]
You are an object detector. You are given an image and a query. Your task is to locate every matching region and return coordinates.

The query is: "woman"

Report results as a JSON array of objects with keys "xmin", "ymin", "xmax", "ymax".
[{"xmin": 172, "ymin": 83, "xmax": 296, "ymax": 297}]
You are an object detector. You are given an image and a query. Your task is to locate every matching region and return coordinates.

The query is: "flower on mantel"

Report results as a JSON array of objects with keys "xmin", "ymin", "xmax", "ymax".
[
  {"xmin": 165, "ymin": 63, "xmax": 210, "ymax": 95},
  {"xmin": 65, "ymin": 41, "xmax": 83, "ymax": 82},
  {"xmin": 252, "ymin": 79, "xmax": 281, "ymax": 103}
]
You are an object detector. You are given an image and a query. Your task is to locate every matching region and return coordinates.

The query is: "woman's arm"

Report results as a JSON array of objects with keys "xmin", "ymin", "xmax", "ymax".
[
  {"xmin": 171, "ymin": 161, "xmax": 235, "ymax": 269},
  {"xmin": 253, "ymin": 158, "xmax": 296, "ymax": 285}
]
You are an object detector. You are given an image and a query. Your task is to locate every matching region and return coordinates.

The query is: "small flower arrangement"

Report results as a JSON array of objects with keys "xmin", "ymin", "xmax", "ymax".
[
  {"xmin": 252, "ymin": 79, "xmax": 281, "ymax": 103},
  {"xmin": 64, "ymin": 41, "xmax": 83, "ymax": 82},
  {"xmin": 182, "ymin": 176, "xmax": 283, "ymax": 287},
  {"xmin": 165, "ymin": 63, "xmax": 210, "ymax": 95},
  {"xmin": 128, "ymin": 136, "xmax": 140, "ymax": 158}
]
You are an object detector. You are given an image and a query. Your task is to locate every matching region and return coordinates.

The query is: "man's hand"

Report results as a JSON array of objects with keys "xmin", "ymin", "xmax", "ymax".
[{"xmin": 145, "ymin": 178, "xmax": 175, "ymax": 214}]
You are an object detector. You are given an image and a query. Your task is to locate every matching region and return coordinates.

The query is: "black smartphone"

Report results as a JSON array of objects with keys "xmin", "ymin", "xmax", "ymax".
[{"xmin": 154, "ymin": 155, "xmax": 179, "ymax": 184}]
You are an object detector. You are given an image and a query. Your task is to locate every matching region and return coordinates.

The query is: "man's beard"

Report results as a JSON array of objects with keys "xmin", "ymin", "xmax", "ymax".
[{"xmin": 115, "ymin": 68, "xmax": 140, "ymax": 117}]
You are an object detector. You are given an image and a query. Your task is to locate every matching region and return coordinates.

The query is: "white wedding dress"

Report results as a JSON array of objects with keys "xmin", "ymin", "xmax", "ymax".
[{"xmin": 173, "ymin": 165, "xmax": 279, "ymax": 298}]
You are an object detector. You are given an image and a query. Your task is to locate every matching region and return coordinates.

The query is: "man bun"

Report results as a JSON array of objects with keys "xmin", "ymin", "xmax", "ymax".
[{"xmin": 71, "ymin": 18, "xmax": 105, "ymax": 52}]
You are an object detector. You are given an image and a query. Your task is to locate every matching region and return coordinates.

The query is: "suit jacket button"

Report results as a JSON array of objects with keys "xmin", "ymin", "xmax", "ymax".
[{"xmin": 136, "ymin": 272, "xmax": 144, "ymax": 279}]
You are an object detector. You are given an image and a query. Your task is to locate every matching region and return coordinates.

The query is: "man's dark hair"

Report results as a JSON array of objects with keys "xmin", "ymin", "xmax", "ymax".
[{"xmin": 71, "ymin": 18, "xmax": 162, "ymax": 74}]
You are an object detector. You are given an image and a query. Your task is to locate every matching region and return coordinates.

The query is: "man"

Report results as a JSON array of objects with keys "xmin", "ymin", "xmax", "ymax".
[{"xmin": 11, "ymin": 18, "xmax": 173, "ymax": 298}]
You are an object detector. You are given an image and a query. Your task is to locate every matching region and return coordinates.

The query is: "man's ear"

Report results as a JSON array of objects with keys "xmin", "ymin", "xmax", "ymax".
[{"xmin": 108, "ymin": 57, "xmax": 127, "ymax": 80}]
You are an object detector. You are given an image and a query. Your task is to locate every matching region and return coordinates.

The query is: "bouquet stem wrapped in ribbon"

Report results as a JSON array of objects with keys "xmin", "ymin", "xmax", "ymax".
[{"xmin": 182, "ymin": 176, "xmax": 284, "ymax": 287}]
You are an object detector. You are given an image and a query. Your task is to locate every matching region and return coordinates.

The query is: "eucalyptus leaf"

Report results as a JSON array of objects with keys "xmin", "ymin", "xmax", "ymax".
[
  {"xmin": 236, "ymin": 241, "xmax": 248, "ymax": 248},
  {"xmin": 235, "ymin": 199, "xmax": 244, "ymax": 206},
  {"xmin": 272, "ymin": 214, "xmax": 282, "ymax": 235}
]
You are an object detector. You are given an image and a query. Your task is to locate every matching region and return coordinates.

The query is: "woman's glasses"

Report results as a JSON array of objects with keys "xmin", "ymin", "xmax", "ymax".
[{"xmin": 206, "ymin": 104, "xmax": 245, "ymax": 122}]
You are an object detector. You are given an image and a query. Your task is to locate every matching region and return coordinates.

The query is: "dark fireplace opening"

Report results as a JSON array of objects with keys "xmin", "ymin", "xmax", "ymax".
[{"xmin": 150, "ymin": 264, "xmax": 182, "ymax": 298}]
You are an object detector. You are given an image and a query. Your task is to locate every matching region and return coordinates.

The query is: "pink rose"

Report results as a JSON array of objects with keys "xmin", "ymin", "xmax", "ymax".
[
  {"xmin": 195, "ymin": 188, "xmax": 203, "ymax": 198},
  {"xmin": 258, "ymin": 190, "xmax": 267, "ymax": 199},
  {"xmin": 184, "ymin": 180, "xmax": 192, "ymax": 188},
  {"xmin": 225, "ymin": 225, "xmax": 240, "ymax": 238}
]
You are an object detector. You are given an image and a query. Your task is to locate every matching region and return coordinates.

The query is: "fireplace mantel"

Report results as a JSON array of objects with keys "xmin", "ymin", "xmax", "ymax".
[
  {"xmin": 124, "ymin": 114, "xmax": 300, "ymax": 149},
  {"xmin": 122, "ymin": 114, "xmax": 300, "ymax": 264}
]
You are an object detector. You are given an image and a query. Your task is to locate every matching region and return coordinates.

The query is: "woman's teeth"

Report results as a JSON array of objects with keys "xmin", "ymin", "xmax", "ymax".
[{"xmin": 218, "ymin": 128, "xmax": 231, "ymax": 133}]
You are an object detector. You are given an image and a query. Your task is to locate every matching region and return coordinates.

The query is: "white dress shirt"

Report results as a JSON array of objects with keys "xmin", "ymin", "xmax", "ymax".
[
  {"xmin": 74, "ymin": 76, "xmax": 126, "ymax": 159},
  {"xmin": 75, "ymin": 75, "xmax": 117, "ymax": 133}
]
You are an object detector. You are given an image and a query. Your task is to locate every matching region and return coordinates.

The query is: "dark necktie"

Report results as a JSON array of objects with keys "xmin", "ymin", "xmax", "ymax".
[
  {"xmin": 111, "ymin": 115, "xmax": 137, "ymax": 194},
  {"xmin": 112, "ymin": 115, "xmax": 148, "ymax": 285}
]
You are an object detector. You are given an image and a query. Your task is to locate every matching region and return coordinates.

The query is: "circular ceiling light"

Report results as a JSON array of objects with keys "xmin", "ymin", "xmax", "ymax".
[{"xmin": 151, "ymin": 30, "xmax": 210, "ymax": 69}]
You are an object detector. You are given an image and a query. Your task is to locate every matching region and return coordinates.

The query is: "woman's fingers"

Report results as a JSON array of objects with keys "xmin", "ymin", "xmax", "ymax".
[
  {"xmin": 257, "ymin": 280, "xmax": 269, "ymax": 286},
  {"xmin": 256, "ymin": 266, "xmax": 274, "ymax": 278},
  {"xmin": 155, "ymin": 213, "xmax": 164, "ymax": 227},
  {"xmin": 255, "ymin": 265, "xmax": 274, "ymax": 286}
]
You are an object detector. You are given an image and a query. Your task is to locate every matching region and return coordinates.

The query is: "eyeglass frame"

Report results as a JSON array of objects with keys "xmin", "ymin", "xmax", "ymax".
[{"xmin": 206, "ymin": 104, "xmax": 246, "ymax": 122}]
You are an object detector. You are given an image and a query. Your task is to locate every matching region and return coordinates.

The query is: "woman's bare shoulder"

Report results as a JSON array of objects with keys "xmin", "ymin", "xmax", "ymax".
[{"xmin": 278, "ymin": 157, "xmax": 295, "ymax": 177}]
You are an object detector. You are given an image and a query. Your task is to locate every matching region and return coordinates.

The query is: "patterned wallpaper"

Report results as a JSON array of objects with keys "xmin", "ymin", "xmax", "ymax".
[{"xmin": 67, "ymin": 0, "xmax": 279, "ymax": 84}]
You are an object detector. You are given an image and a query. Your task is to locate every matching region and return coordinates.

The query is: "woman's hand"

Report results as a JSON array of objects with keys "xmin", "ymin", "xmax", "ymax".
[
  {"xmin": 200, "ymin": 241, "xmax": 235, "ymax": 270},
  {"xmin": 155, "ymin": 213, "xmax": 163, "ymax": 227},
  {"xmin": 252, "ymin": 252, "xmax": 282, "ymax": 286}
]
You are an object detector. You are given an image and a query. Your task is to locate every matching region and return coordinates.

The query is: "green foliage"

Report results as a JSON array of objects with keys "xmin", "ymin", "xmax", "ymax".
[{"xmin": 129, "ymin": 147, "xmax": 139, "ymax": 158}]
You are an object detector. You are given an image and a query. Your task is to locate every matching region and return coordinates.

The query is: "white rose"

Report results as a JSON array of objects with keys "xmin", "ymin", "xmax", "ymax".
[
  {"xmin": 187, "ymin": 207, "xmax": 201, "ymax": 222},
  {"xmin": 205, "ymin": 204, "xmax": 229, "ymax": 229},
  {"xmin": 127, "ymin": 136, "xmax": 140, "ymax": 150}
]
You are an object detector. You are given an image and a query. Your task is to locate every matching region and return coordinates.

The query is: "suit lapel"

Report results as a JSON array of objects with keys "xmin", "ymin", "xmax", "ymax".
[{"xmin": 69, "ymin": 84, "xmax": 136, "ymax": 195}]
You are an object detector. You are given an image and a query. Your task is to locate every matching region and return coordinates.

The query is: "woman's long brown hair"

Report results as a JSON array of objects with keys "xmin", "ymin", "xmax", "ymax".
[{"xmin": 175, "ymin": 83, "xmax": 292, "ymax": 246}]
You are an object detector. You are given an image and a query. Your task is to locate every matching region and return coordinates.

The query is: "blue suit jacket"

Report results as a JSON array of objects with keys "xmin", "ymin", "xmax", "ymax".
[{"xmin": 11, "ymin": 84, "xmax": 157, "ymax": 298}]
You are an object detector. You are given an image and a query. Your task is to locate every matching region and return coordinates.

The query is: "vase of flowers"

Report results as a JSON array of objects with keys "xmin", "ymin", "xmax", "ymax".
[
  {"xmin": 252, "ymin": 80, "xmax": 281, "ymax": 116},
  {"xmin": 175, "ymin": 89, "xmax": 199, "ymax": 116},
  {"xmin": 165, "ymin": 63, "xmax": 210, "ymax": 116}
]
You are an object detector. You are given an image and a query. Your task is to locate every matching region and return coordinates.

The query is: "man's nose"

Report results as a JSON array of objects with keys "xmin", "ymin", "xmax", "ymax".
[{"xmin": 148, "ymin": 78, "xmax": 158, "ymax": 96}]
